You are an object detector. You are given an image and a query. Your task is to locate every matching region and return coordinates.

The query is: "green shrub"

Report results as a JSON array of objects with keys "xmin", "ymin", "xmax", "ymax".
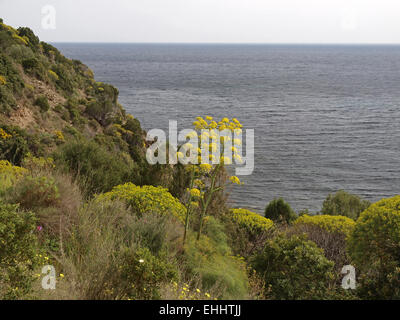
[
  {"xmin": 7, "ymin": 44, "xmax": 34, "ymax": 62},
  {"xmin": 51, "ymin": 65, "xmax": 74, "ymax": 93},
  {"xmin": 34, "ymin": 95, "xmax": 50, "ymax": 112},
  {"xmin": 56, "ymin": 139, "xmax": 135, "ymax": 195},
  {"xmin": 251, "ymin": 234, "xmax": 335, "ymax": 299},
  {"xmin": 0, "ymin": 201, "xmax": 39, "ymax": 299},
  {"xmin": 0, "ymin": 125, "xmax": 30, "ymax": 166},
  {"xmin": 184, "ymin": 225, "xmax": 249, "ymax": 299},
  {"xmin": 321, "ymin": 190, "xmax": 370, "ymax": 220},
  {"xmin": 21, "ymin": 57, "xmax": 46, "ymax": 79},
  {"xmin": 264, "ymin": 198, "xmax": 297, "ymax": 224},
  {"xmin": 0, "ymin": 160, "xmax": 27, "ymax": 198},
  {"xmin": 347, "ymin": 195, "xmax": 400, "ymax": 299},
  {"xmin": 98, "ymin": 183, "xmax": 186, "ymax": 223},
  {"xmin": 0, "ymin": 53, "xmax": 24, "ymax": 94},
  {"xmin": 85, "ymin": 100, "xmax": 114, "ymax": 126},
  {"xmin": 225, "ymin": 208, "xmax": 274, "ymax": 258},
  {"xmin": 17, "ymin": 27, "xmax": 40, "ymax": 51},
  {"xmin": 62, "ymin": 199, "xmax": 178, "ymax": 300},
  {"xmin": 8, "ymin": 175, "xmax": 60, "ymax": 210},
  {"xmin": 290, "ymin": 215, "xmax": 355, "ymax": 269}
]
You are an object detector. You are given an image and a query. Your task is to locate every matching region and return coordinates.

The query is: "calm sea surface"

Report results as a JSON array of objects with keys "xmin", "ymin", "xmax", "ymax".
[{"xmin": 53, "ymin": 43, "xmax": 400, "ymax": 213}]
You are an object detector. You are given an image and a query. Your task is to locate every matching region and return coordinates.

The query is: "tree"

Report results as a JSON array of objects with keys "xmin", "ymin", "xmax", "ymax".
[
  {"xmin": 264, "ymin": 198, "xmax": 296, "ymax": 224},
  {"xmin": 251, "ymin": 235, "xmax": 335, "ymax": 299},
  {"xmin": 347, "ymin": 195, "xmax": 400, "ymax": 299},
  {"xmin": 321, "ymin": 190, "xmax": 370, "ymax": 220}
]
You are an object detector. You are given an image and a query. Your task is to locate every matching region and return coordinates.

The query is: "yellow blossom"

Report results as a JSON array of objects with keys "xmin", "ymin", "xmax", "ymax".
[{"xmin": 230, "ymin": 176, "xmax": 241, "ymax": 185}]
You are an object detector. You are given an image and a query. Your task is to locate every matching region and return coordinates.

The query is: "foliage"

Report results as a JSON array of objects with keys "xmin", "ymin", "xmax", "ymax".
[
  {"xmin": 0, "ymin": 201, "xmax": 39, "ymax": 299},
  {"xmin": 0, "ymin": 160, "xmax": 27, "ymax": 197},
  {"xmin": 0, "ymin": 125, "xmax": 30, "ymax": 166},
  {"xmin": 184, "ymin": 217, "xmax": 249, "ymax": 299},
  {"xmin": 251, "ymin": 234, "xmax": 335, "ymax": 299},
  {"xmin": 34, "ymin": 95, "xmax": 50, "ymax": 113},
  {"xmin": 295, "ymin": 214, "xmax": 355, "ymax": 236},
  {"xmin": 264, "ymin": 198, "xmax": 297, "ymax": 224},
  {"xmin": 56, "ymin": 139, "xmax": 136, "ymax": 195},
  {"xmin": 347, "ymin": 195, "xmax": 400, "ymax": 299},
  {"xmin": 8, "ymin": 175, "xmax": 60, "ymax": 210},
  {"xmin": 231, "ymin": 208, "xmax": 274, "ymax": 234},
  {"xmin": 98, "ymin": 183, "xmax": 186, "ymax": 223},
  {"xmin": 321, "ymin": 190, "xmax": 371, "ymax": 220},
  {"xmin": 61, "ymin": 199, "xmax": 178, "ymax": 300}
]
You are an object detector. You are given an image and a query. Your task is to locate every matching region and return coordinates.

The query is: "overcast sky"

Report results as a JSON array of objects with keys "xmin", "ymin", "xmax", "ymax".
[{"xmin": 1, "ymin": 0, "xmax": 400, "ymax": 43}]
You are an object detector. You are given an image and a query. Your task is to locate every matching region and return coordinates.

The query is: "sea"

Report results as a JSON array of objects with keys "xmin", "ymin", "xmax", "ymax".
[{"xmin": 53, "ymin": 43, "xmax": 400, "ymax": 214}]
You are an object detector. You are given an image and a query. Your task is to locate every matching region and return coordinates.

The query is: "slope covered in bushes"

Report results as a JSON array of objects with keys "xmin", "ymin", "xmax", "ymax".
[{"xmin": 1, "ymin": 19, "xmax": 399, "ymax": 300}]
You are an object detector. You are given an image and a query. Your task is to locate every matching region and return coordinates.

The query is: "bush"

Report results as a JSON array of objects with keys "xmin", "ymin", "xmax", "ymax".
[
  {"xmin": 225, "ymin": 208, "xmax": 274, "ymax": 258},
  {"xmin": 9, "ymin": 175, "xmax": 60, "ymax": 209},
  {"xmin": 294, "ymin": 214, "xmax": 355, "ymax": 236},
  {"xmin": 251, "ymin": 234, "xmax": 335, "ymax": 299},
  {"xmin": 0, "ymin": 201, "xmax": 39, "ymax": 299},
  {"xmin": 0, "ymin": 125, "xmax": 30, "ymax": 165},
  {"xmin": 56, "ymin": 140, "xmax": 135, "ymax": 195},
  {"xmin": 17, "ymin": 27, "xmax": 40, "ymax": 51},
  {"xmin": 0, "ymin": 160, "xmax": 27, "ymax": 197},
  {"xmin": 290, "ymin": 215, "xmax": 355, "ymax": 269},
  {"xmin": 347, "ymin": 195, "xmax": 400, "ymax": 299},
  {"xmin": 61, "ymin": 199, "xmax": 178, "ymax": 299},
  {"xmin": 98, "ymin": 183, "xmax": 186, "ymax": 223},
  {"xmin": 184, "ymin": 218, "xmax": 249, "ymax": 299},
  {"xmin": 0, "ymin": 54, "xmax": 24, "ymax": 92},
  {"xmin": 321, "ymin": 190, "xmax": 370, "ymax": 220},
  {"xmin": 34, "ymin": 95, "xmax": 50, "ymax": 112},
  {"xmin": 231, "ymin": 208, "xmax": 274, "ymax": 234},
  {"xmin": 264, "ymin": 198, "xmax": 296, "ymax": 224}
]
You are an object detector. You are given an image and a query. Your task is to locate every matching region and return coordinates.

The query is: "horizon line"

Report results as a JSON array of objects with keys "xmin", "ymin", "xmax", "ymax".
[{"xmin": 49, "ymin": 41, "xmax": 400, "ymax": 46}]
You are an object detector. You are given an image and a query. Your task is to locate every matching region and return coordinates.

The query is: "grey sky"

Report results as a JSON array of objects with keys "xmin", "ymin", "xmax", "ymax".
[{"xmin": 1, "ymin": 0, "xmax": 400, "ymax": 43}]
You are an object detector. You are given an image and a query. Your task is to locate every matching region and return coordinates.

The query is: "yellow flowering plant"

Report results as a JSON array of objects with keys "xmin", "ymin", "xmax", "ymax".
[{"xmin": 181, "ymin": 116, "xmax": 244, "ymax": 243}]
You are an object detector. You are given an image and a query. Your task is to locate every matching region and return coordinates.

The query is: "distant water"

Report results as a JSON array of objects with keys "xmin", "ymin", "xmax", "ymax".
[{"xmin": 54, "ymin": 43, "xmax": 400, "ymax": 213}]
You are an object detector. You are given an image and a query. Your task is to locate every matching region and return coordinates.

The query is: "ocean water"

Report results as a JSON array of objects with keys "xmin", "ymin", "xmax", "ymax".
[{"xmin": 54, "ymin": 43, "xmax": 400, "ymax": 213}]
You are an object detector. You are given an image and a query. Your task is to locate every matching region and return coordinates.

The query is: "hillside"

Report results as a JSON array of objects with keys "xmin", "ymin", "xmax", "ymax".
[{"xmin": 1, "ymin": 19, "xmax": 400, "ymax": 301}]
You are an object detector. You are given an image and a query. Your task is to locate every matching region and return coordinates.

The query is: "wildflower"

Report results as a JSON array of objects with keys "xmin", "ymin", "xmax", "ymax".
[
  {"xmin": 200, "ymin": 163, "xmax": 212, "ymax": 173},
  {"xmin": 230, "ymin": 176, "xmax": 241, "ymax": 185},
  {"xmin": 60, "ymin": 273, "xmax": 65, "ymax": 278},
  {"xmin": 190, "ymin": 188, "xmax": 201, "ymax": 198},
  {"xmin": 37, "ymin": 226, "xmax": 43, "ymax": 231},
  {"xmin": 139, "ymin": 259, "xmax": 144, "ymax": 263},
  {"xmin": 196, "ymin": 289, "xmax": 201, "ymax": 293},
  {"xmin": 0, "ymin": 128, "xmax": 11, "ymax": 139},
  {"xmin": 205, "ymin": 116, "xmax": 213, "ymax": 121},
  {"xmin": 205, "ymin": 293, "xmax": 211, "ymax": 298}
]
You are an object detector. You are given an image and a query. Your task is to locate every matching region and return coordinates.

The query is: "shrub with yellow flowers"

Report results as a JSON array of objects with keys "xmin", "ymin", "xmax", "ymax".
[
  {"xmin": 179, "ymin": 116, "xmax": 244, "ymax": 243},
  {"xmin": 0, "ymin": 160, "xmax": 27, "ymax": 196},
  {"xmin": 0, "ymin": 201, "xmax": 40, "ymax": 299},
  {"xmin": 294, "ymin": 214, "xmax": 355, "ymax": 236},
  {"xmin": 97, "ymin": 183, "xmax": 186, "ymax": 223},
  {"xmin": 230, "ymin": 208, "xmax": 274, "ymax": 234}
]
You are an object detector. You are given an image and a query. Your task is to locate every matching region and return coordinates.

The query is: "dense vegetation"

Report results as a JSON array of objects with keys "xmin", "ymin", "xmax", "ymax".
[{"xmin": 0, "ymin": 19, "xmax": 398, "ymax": 300}]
